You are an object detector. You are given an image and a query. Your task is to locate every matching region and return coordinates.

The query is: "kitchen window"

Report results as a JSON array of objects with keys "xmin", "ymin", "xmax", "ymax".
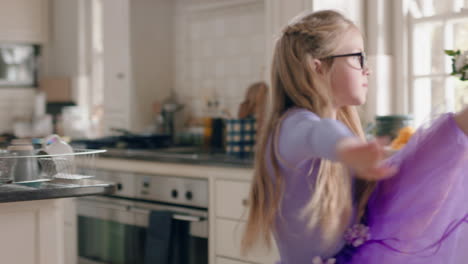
[{"xmin": 408, "ymin": 0, "xmax": 468, "ymax": 125}]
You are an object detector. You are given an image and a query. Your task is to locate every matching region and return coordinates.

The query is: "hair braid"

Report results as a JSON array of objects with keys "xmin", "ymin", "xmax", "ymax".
[{"xmin": 283, "ymin": 23, "xmax": 315, "ymax": 38}]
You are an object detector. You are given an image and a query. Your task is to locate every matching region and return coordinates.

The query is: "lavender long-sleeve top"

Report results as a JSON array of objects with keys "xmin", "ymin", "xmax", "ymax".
[{"xmin": 266, "ymin": 108, "xmax": 355, "ymax": 264}]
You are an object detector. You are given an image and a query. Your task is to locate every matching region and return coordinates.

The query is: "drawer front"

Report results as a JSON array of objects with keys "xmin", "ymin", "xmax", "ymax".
[
  {"xmin": 215, "ymin": 180, "xmax": 250, "ymax": 220},
  {"xmin": 215, "ymin": 219, "xmax": 279, "ymax": 264},
  {"xmin": 216, "ymin": 257, "xmax": 248, "ymax": 264}
]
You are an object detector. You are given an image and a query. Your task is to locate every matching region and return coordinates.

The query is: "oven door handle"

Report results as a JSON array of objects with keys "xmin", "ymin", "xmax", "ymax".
[
  {"xmin": 172, "ymin": 214, "xmax": 205, "ymax": 222},
  {"xmin": 129, "ymin": 206, "xmax": 205, "ymax": 222}
]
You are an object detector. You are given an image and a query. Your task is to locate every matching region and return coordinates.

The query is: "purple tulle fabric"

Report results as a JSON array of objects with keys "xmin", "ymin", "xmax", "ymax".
[{"xmin": 347, "ymin": 113, "xmax": 468, "ymax": 263}]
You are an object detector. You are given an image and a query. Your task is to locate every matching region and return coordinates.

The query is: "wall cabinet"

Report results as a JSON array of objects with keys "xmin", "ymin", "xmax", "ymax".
[
  {"xmin": 100, "ymin": 0, "xmax": 175, "ymax": 133},
  {"xmin": 0, "ymin": 0, "xmax": 49, "ymax": 43},
  {"xmin": 101, "ymin": 0, "xmax": 133, "ymax": 133}
]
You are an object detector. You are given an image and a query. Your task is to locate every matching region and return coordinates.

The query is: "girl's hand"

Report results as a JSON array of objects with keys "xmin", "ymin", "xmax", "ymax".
[
  {"xmin": 336, "ymin": 138, "xmax": 397, "ymax": 181},
  {"xmin": 454, "ymin": 106, "xmax": 468, "ymax": 136}
]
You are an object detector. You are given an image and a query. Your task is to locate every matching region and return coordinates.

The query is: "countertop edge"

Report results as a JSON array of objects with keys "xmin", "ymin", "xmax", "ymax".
[
  {"xmin": 89, "ymin": 157, "xmax": 255, "ymax": 181},
  {"xmin": 0, "ymin": 179, "xmax": 116, "ymax": 204}
]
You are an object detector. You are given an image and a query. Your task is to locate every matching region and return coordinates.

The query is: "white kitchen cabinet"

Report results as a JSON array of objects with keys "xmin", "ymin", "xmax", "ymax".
[
  {"xmin": 0, "ymin": 0, "xmax": 49, "ymax": 43},
  {"xmin": 215, "ymin": 180, "xmax": 250, "ymax": 220},
  {"xmin": 215, "ymin": 218, "xmax": 279, "ymax": 264},
  {"xmin": 62, "ymin": 198, "xmax": 77, "ymax": 264},
  {"xmin": 101, "ymin": 0, "xmax": 133, "ymax": 133},
  {"xmin": 0, "ymin": 199, "xmax": 64, "ymax": 264},
  {"xmin": 214, "ymin": 179, "xmax": 279, "ymax": 264},
  {"xmin": 99, "ymin": 0, "xmax": 175, "ymax": 134}
]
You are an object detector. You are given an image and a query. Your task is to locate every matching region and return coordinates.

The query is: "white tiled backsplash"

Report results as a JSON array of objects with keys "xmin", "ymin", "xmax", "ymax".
[
  {"xmin": 174, "ymin": 0, "xmax": 266, "ymax": 118},
  {"xmin": 0, "ymin": 88, "xmax": 35, "ymax": 134}
]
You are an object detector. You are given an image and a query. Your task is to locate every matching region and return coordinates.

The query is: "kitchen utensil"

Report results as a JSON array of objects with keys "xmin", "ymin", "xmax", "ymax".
[
  {"xmin": 375, "ymin": 115, "xmax": 413, "ymax": 142},
  {"xmin": 225, "ymin": 118, "xmax": 256, "ymax": 159},
  {"xmin": 210, "ymin": 118, "xmax": 225, "ymax": 150},
  {"xmin": 110, "ymin": 128, "xmax": 172, "ymax": 149},
  {"xmin": 7, "ymin": 144, "xmax": 40, "ymax": 182},
  {"xmin": 41, "ymin": 134, "xmax": 74, "ymax": 176},
  {"xmin": 0, "ymin": 149, "xmax": 15, "ymax": 184},
  {"xmin": 161, "ymin": 101, "xmax": 184, "ymax": 142}
]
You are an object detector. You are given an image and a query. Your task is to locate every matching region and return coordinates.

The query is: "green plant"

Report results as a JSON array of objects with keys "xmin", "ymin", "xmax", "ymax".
[{"xmin": 445, "ymin": 49, "xmax": 468, "ymax": 81}]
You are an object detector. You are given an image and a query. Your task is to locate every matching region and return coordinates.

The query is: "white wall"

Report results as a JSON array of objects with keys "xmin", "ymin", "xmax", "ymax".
[
  {"xmin": 172, "ymin": 0, "xmax": 374, "ymax": 124},
  {"xmin": 174, "ymin": 0, "xmax": 266, "ymax": 118},
  {"xmin": 0, "ymin": 0, "xmax": 50, "ymax": 133},
  {"xmin": 0, "ymin": 89, "xmax": 35, "ymax": 133}
]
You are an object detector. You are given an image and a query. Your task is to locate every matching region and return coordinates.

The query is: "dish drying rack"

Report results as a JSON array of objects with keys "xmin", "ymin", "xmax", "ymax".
[{"xmin": 0, "ymin": 149, "xmax": 106, "ymax": 183}]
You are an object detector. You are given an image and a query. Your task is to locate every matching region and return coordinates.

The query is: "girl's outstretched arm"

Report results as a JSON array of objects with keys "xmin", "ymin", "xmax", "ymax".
[
  {"xmin": 337, "ymin": 138, "xmax": 397, "ymax": 181},
  {"xmin": 278, "ymin": 110, "xmax": 396, "ymax": 180}
]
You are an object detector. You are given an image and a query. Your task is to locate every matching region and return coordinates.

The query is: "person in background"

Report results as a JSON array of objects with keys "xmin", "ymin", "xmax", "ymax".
[
  {"xmin": 238, "ymin": 81, "xmax": 268, "ymax": 131},
  {"xmin": 241, "ymin": 9, "xmax": 468, "ymax": 264}
]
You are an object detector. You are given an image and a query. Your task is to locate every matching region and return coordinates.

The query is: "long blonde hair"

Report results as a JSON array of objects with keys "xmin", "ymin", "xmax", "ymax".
[{"xmin": 241, "ymin": 10, "xmax": 374, "ymax": 254}]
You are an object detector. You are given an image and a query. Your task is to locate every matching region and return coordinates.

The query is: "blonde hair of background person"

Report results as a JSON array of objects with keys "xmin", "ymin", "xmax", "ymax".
[
  {"xmin": 241, "ymin": 10, "xmax": 396, "ymax": 257},
  {"xmin": 238, "ymin": 81, "xmax": 268, "ymax": 130}
]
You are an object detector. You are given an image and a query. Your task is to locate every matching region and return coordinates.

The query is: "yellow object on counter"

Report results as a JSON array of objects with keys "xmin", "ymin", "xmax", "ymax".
[
  {"xmin": 391, "ymin": 126, "xmax": 415, "ymax": 150},
  {"xmin": 203, "ymin": 117, "xmax": 213, "ymax": 147}
]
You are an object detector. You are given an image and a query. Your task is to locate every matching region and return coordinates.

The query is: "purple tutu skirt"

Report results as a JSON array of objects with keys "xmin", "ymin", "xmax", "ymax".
[{"xmin": 347, "ymin": 113, "xmax": 468, "ymax": 263}]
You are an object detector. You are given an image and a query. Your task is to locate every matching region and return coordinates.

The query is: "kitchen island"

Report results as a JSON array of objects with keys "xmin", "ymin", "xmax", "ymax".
[{"xmin": 0, "ymin": 177, "xmax": 115, "ymax": 264}]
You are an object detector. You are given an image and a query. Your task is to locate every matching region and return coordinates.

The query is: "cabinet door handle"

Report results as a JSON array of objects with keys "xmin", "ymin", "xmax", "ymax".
[{"xmin": 242, "ymin": 198, "xmax": 249, "ymax": 207}]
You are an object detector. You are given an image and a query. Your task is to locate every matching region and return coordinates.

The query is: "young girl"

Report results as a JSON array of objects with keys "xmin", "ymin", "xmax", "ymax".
[{"xmin": 241, "ymin": 10, "xmax": 468, "ymax": 264}]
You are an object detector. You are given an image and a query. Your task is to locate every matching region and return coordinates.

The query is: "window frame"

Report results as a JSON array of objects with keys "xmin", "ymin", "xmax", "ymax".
[{"xmin": 404, "ymin": 0, "xmax": 468, "ymax": 125}]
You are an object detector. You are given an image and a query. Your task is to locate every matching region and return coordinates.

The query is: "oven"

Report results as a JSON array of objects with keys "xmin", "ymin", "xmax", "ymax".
[{"xmin": 76, "ymin": 169, "xmax": 209, "ymax": 264}]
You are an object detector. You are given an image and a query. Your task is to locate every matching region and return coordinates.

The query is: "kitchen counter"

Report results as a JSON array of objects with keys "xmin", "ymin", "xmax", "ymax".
[
  {"xmin": 100, "ymin": 147, "xmax": 254, "ymax": 168},
  {"xmin": 0, "ymin": 175, "xmax": 115, "ymax": 264},
  {"xmin": 92, "ymin": 157, "xmax": 254, "ymax": 181},
  {"xmin": 0, "ymin": 177, "xmax": 115, "ymax": 203}
]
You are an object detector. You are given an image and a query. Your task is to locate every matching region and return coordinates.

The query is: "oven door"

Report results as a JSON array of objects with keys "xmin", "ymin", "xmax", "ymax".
[{"xmin": 77, "ymin": 196, "xmax": 208, "ymax": 264}]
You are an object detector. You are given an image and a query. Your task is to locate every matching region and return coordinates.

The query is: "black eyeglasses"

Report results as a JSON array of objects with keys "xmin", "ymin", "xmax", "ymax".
[{"xmin": 323, "ymin": 52, "xmax": 367, "ymax": 70}]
